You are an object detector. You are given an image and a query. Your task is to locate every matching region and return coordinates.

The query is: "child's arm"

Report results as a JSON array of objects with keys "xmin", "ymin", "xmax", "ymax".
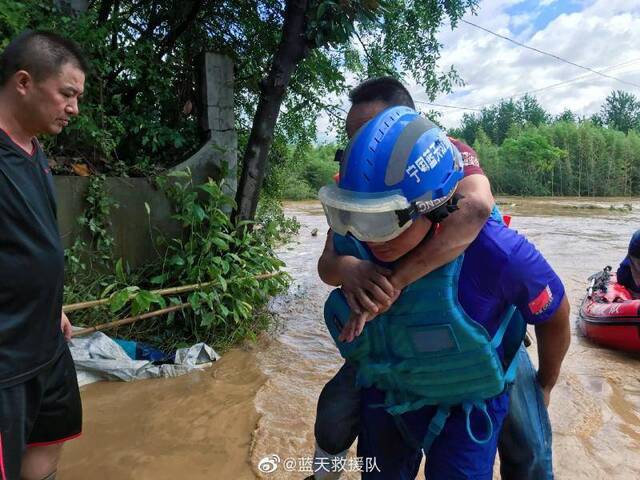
[{"xmin": 390, "ymin": 174, "xmax": 493, "ymax": 290}]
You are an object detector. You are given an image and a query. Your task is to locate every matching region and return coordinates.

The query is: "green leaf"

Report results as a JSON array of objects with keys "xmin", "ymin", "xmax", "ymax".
[
  {"xmin": 200, "ymin": 311, "xmax": 215, "ymax": 327},
  {"xmin": 100, "ymin": 283, "xmax": 118, "ymax": 299},
  {"xmin": 115, "ymin": 258, "xmax": 126, "ymax": 283},
  {"xmin": 220, "ymin": 260, "xmax": 230, "ymax": 274},
  {"xmin": 150, "ymin": 274, "xmax": 167, "ymax": 285},
  {"xmin": 131, "ymin": 293, "xmax": 151, "ymax": 315},
  {"xmin": 170, "ymin": 255, "xmax": 186, "ymax": 267},
  {"xmin": 317, "ymin": 1, "xmax": 330, "ymax": 19},
  {"xmin": 110, "ymin": 289, "xmax": 131, "ymax": 313},
  {"xmin": 192, "ymin": 204, "xmax": 206, "ymax": 222},
  {"xmin": 188, "ymin": 292, "xmax": 201, "ymax": 310},
  {"xmin": 211, "ymin": 237, "xmax": 228, "ymax": 250}
]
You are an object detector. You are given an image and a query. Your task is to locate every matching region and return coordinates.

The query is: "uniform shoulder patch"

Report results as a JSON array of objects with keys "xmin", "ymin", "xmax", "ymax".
[{"xmin": 529, "ymin": 285, "xmax": 553, "ymax": 315}]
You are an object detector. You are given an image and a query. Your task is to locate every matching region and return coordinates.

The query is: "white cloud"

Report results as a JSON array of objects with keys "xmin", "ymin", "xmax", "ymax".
[
  {"xmin": 316, "ymin": 0, "xmax": 640, "ymax": 140},
  {"xmin": 424, "ymin": 0, "xmax": 640, "ymax": 129}
]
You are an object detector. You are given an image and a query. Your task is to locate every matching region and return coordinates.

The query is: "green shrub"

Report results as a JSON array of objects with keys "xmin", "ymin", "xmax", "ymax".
[
  {"xmin": 64, "ymin": 172, "xmax": 299, "ymax": 351},
  {"xmin": 304, "ymin": 157, "xmax": 337, "ymax": 191}
]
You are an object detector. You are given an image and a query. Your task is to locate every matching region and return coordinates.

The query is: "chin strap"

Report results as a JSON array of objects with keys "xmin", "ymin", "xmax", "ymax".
[{"xmin": 425, "ymin": 193, "xmax": 463, "ymax": 224}]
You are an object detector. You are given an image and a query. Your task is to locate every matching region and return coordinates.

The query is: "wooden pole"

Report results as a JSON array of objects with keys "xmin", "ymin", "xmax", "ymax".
[
  {"xmin": 71, "ymin": 303, "xmax": 192, "ymax": 337},
  {"xmin": 63, "ymin": 271, "xmax": 284, "ymax": 313}
]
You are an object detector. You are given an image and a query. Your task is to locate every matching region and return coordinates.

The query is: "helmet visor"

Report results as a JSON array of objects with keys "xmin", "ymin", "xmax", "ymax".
[{"xmin": 318, "ymin": 184, "xmax": 415, "ymax": 242}]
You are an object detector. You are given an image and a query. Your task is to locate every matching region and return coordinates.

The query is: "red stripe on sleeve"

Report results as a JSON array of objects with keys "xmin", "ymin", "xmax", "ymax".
[{"xmin": 0, "ymin": 433, "xmax": 7, "ymax": 480}]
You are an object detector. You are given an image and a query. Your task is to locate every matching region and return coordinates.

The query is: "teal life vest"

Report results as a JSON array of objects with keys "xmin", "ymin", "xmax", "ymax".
[{"xmin": 324, "ymin": 209, "xmax": 525, "ymax": 450}]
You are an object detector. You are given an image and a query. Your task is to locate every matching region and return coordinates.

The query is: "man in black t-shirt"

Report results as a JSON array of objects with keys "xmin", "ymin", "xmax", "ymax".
[{"xmin": 0, "ymin": 31, "xmax": 87, "ymax": 480}]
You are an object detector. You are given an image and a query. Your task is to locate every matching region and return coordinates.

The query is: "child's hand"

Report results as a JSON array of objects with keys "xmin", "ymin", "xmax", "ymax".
[
  {"xmin": 340, "ymin": 258, "xmax": 396, "ymax": 315},
  {"xmin": 338, "ymin": 287, "xmax": 400, "ymax": 343},
  {"xmin": 339, "ymin": 311, "xmax": 375, "ymax": 343},
  {"xmin": 338, "ymin": 289, "xmax": 401, "ymax": 343}
]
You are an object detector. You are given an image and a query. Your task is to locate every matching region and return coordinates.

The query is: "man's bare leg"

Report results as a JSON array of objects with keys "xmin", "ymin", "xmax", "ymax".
[{"xmin": 20, "ymin": 444, "xmax": 62, "ymax": 480}]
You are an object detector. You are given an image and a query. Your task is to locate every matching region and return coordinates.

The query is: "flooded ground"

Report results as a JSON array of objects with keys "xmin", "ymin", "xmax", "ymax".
[{"xmin": 59, "ymin": 197, "xmax": 640, "ymax": 479}]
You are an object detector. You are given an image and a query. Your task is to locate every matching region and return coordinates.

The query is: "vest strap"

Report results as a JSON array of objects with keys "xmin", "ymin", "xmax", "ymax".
[
  {"xmin": 421, "ymin": 405, "xmax": 451, "ymax": 452},
  {"xmin": 386, "ymin": 397, "xmax": 431, "ymax": 416},
  {"xmin": 463, "ymin": 401, "xmax": 494, "ymax": 444},
  {"xmin": 490, "ymin": 305, "xmax": 517, "ymax": 349},
  {"xmin": 502, "ymin": 345, "xmax": 521, "ymax": 384}
]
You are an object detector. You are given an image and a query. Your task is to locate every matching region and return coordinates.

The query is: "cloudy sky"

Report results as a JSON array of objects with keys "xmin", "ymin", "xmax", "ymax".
[{"xmin": 316, "ymin": 0, "xmax": 640, "ymax": 140}]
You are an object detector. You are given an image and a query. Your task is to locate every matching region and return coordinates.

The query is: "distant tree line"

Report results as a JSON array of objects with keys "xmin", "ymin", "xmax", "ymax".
[{"xmin": 448, "ymin": 90, "xmax": 640, "ymax": 196}]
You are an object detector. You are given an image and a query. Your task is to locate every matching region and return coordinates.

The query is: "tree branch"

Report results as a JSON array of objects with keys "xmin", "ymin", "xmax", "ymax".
[
  {"xmin": 159, "ymin": 0, "xmax": 205, "ymax": 56},
  {"xmin": 97, "ymin": 0, "xmax": 115, "ymax": 22}
]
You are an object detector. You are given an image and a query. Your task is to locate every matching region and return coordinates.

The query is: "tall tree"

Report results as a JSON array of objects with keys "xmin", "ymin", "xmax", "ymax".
[
  {"xmin": 518, "ymin": 94, "xmax": 548, "ymax": 126},
  {"xmin": 555, "ymin": 109, "xmax": 576, "ymax": 123},
  {"xmin": 454, "ymin": 112, "xmax": 481, "ymax": 145},
  {"xmin": 234, "ymin": 0, "xmax": 478, "ymax": 221},
  {"xmin": 601, "ymin": 90, "xmax": 640, "ymax": 133},
  {"xmin": 1, "ymin": 0, "xmax": 475, "ymax": 193}
]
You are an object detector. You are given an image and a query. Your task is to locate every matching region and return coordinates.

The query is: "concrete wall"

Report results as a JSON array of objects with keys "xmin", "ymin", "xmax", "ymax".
[
  {"xmin": 55, "ymin": 176, "xmax": 181, "ymax": 267},
  {"xmin": 56, "ymin": 54, "xmax": 235, "ymax": 268}
]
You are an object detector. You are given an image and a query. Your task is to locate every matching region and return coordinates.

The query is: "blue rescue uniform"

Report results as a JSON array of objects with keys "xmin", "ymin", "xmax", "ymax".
[
  {"xmin": 617, "ymin": 256, "xmax": 639, "ymax": 293},
  {"xmin": 358, "ymin": 218, "xmax": 565, "ymax": 479}
]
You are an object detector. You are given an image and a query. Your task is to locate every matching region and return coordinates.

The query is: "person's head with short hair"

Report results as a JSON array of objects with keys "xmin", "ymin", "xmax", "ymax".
[
  {"xmin": 332, "ymin": 79, "xmax": 458, "ymax": 263},
  {"xmin": 628, "ymin": 229, "xmax": 640, "ymax": 259},
  {"xmin": 0, "ymin": 30, "xmax": 88, "ymax": 87},
  {"xmin": 0, "ymin": 30, "xmax": 87, "ymax": 138},
  {"xmin": 323, "ymin": 105, "xmax": 462, "ymax": 262},
  {"xmin": 627, "ymin": 229, "xmax": 640, "ymax": 277},
  {"xmin": 346, "ymin": 76, "xmax": 415, "ymax": 138}
]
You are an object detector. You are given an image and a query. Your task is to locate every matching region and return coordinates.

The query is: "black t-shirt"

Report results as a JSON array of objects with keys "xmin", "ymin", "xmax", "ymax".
[{"xmin": 0, "ymin": 129, "xmax": 65, "ymax": 387}]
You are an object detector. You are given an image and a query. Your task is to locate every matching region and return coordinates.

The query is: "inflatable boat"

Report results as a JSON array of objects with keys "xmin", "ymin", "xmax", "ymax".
[{"xmin": 578, "ymin": 266, "xmax": 640, "ymax": 352}]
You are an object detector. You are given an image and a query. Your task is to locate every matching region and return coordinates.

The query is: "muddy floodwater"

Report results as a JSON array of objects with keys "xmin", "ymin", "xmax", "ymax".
[{"xmin": 59, "ymin": 197, "xmax": 640, "ymax": 479}]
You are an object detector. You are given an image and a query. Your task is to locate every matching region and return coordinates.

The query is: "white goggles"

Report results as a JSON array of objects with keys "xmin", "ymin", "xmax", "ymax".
[{"xmin": 318, "ymin": 185, "xmax": 417, "ymax": 242}]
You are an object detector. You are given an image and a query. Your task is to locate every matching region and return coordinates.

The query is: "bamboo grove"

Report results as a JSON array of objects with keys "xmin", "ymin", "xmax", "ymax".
[{"xmin": 449, "ymin": 92, "xmax": 640, "ymax": 197}]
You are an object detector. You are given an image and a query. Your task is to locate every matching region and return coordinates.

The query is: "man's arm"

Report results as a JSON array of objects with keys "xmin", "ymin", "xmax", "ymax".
[
  {"xmin": 318, "ymin": 230, "xmax": 395, "ymax": 314},
  {"xmin": 61, "ymin": 310, "xmax": 73, "ymax": 341},
  {"xmin": 500, "ymin": 230, "xmax": 571, "ymax": 406},
  {"xmin": 391, "ymin": 174, "xmax": 493, "ymax": 289},
  {"xmin": 318, "ymin": 173, "xmax": 493, "ymax": 316},
  {"xmin": 535, "ymin": 295, "xmax": 571, "ymax": 405}
]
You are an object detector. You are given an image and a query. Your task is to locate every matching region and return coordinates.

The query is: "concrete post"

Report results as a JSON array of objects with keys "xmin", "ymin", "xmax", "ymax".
[{"xmin": 172, "ymin": 53, "xmax": 237, "ymax": 208}]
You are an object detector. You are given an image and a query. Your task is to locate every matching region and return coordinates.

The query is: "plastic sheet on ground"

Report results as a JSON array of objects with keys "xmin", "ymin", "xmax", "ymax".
[{"xmin": 69, "ymin": 330, "xmax": 220, "ymax": 387}]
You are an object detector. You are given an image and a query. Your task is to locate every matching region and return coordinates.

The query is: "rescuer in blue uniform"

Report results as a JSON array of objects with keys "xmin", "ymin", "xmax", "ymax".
[
  {"xmin": 617, "ymin": 229, "xmax": 640, "ymax": 294},
  {"xmin": 311, "ymin": 77, "xmax": 559, "ymax": 480},
  {"xmin": 318, "ymin": 106, "xmax": 571, "ymax": 479}
]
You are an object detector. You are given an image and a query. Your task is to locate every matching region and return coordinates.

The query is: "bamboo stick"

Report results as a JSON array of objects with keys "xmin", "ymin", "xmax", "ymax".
[
  {"xmin": 63, "ymin": 271, "xmax": 284, "ymax": 313},
  {"xmin": 71, "ymin": 303, "xmax": 192, "ymax": 337}
]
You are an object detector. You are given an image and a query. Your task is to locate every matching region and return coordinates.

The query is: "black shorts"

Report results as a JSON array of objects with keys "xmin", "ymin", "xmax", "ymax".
[{"xmin": 0, "ymin": 346, "xmax": 82, "ymax": 479}]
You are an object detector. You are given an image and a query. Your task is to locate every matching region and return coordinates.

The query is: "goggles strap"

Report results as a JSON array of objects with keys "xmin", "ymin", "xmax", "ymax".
[
  {"xmin": 425, "ymin": 193, "xmax": 463, "ymax": 224},
  {"xmin": 396, "ymin": 205, "xmax": 418, "ymax": 228}
]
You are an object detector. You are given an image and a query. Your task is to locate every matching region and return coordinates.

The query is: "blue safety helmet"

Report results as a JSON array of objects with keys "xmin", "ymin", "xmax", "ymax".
[{"xmin": 319, "ymin": 106, "xmax": 463, "ymax": 242}]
